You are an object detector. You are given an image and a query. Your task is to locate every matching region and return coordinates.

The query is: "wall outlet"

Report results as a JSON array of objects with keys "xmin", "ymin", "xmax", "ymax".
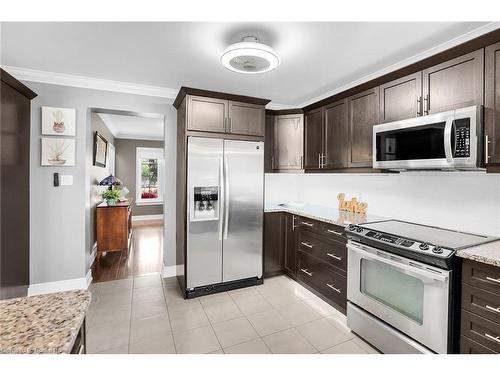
[{"xmin": 60, "ymin": 175, "xmax": 73, "ymax": 186}]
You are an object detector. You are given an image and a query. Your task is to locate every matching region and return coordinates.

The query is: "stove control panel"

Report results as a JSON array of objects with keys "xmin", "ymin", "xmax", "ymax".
[{"xmin": 345, "ymin": 224, "xmax": 454, "ymax": 259}]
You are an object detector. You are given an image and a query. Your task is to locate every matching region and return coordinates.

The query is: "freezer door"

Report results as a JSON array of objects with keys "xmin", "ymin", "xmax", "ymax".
[
  {"xmin": 222, "ymin": 140, "xmax": 264, "ymax": 282},
  {"xmin": 186, "ymin": 137, "xmax": 224, "ymax": 289}
]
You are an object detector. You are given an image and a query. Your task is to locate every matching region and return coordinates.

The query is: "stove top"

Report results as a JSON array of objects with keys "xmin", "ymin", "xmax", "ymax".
[{"xmin": 345, "ymin": 220, "xmax": 497, "ymax": 269}]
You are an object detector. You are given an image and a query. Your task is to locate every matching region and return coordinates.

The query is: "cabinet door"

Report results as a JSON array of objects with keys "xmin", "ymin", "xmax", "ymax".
[
  {"xmin": 304, "ymin": 107, "xmax": 324, "ymax": 170},
  {"xmin": 273, "ymin": 114, "xmax": 304, "ymax": 170},
  {"xmin": 324, "ymin": 99, "xmax": 348, "ymax": 169},
  {"xmin": 422, "ymin": 49, "xmax": 484, "ymax": 115},
  {"xmin": 228, "ymin": 101, "xmax": 265, "ymax": 137},
  {"xmin": 264, "ymin": 114, "xmax": 275, "ymax": 172},
  {"xmin": 485, "ymin": 41, "xmax": 500, "ymax": 165},
  {"xmin": 284, "ymin": 214, "xmax": 297, "ymax": 279},
  {"xmin": 187, "ymin": 96, "xmax": 228, "ymax": 133},
  {"xmin": 380, "ymin": 72, "xmax": 422, "ymax": 122},
  {"xmin": 264, "ymin": 213, "xmax": 284, "ymax": 277},
  {"xmin": 348, "ymin": 87, "xmax": 380, "ymax": 168}
]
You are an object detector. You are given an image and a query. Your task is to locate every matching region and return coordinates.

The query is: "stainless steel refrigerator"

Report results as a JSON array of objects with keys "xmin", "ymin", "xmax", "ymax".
[{"xmin": 186, "ymin": 137, "xmax": 264, "ymax": 296}]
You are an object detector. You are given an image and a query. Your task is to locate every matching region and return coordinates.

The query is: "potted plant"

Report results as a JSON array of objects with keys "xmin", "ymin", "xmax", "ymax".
[{"xmin": 102, "ymin": 188, "xmax": 120, "ymax": 206}]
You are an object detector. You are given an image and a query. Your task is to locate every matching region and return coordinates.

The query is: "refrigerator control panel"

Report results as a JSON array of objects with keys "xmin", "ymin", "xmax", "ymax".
[{"xmin": 191, "ymin": 186, "xmax": 219, "ymax": 222}]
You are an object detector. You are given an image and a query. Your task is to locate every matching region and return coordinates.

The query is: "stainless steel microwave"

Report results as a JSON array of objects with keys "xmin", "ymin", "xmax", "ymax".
[{"xmin": 373, "ymin": 105, "xmax": 483, "ymax": 170}]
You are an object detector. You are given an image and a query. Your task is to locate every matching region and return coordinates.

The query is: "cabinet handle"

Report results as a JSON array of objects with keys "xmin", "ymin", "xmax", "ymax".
[
  {"xmin": 77, "ymin": 344, "xmax": 85, "ymax": 354},
  {"xmin": 485, "ymin": 305, "xmax": 500, "ymax": 314},
  {"xmin": 228, "ymin": 117, "xmax": 232, "ymax": 133},
  {"xmin": 224, "ymin": 117, "xmax": 228, "ymax": 131},
  {"xmin": 424, "ymin": 94, "xmax": 429, "ymax": 115},
  {"xmin": 486, "ymin": 276, "xmax": 500, "ymax": 284},
  {"xmin": 326, "ymin": 253, "xmax": 342, "ymax": 261},
  {"xmin": 326, "ymin": 229, "xmax": 343, "ymax": 236},
  {"xmin": 326, "ymin": 283, "xmax": 341, "ymax": 293},
  {"xmin": 318, "ymin": 153, "xmax": 321, "ymax": 169},
  {"xmin": 300, "ymin": 156, "xmax": 303, "ymax": 169},
  {"xmin": 485, "ymin": 135, "xmax": 491, "ymax": 163},
  {"xmin": 292, "ymin": 215, "xmax": 297, "ymax": 231},
  {"xmin": 300, "ymin": 268, "xmax": 313, "ymax": 276},
  {"xmin": 416, "ymin": 96, "xmax": 422, "ymax": 116},
  {"xmin": 301, "ymin": 221, "xmax": 314, "ymax": 227},
  {"xmin": 301, "ymin": 241, "xmax": 314, "ymax": 248},
  {"xmin": 484, "ymin": 333, "xmax": 500, "ymax": 344}
]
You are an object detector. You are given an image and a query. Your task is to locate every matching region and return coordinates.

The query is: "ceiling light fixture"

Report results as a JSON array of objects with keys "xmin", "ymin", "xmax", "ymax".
[{"xmin": 220, "ymin": 36, "xmax": 280, "ymax": 74}]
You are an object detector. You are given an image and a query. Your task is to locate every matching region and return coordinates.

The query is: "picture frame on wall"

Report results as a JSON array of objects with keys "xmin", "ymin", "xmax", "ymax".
[
  {"xmin": 93, "ymin": 131, "xmax": 108, "ymax": 168},
  {"xmin": 41, "ymin": 137, "xmax": 76, "ymax": 166},
  {"xmin": 41, "ymin": 106, "xmax": 76, "ymax": 136}
]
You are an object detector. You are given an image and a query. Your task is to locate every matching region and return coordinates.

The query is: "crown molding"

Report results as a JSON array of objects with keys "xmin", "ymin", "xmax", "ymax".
[
  {"xmin": 1, "ymin": 65, "xmax": 179, "ymax": 100},
  {"xmin": 298, "ymin": 22, "xmax": 500, "ymax": 108}
]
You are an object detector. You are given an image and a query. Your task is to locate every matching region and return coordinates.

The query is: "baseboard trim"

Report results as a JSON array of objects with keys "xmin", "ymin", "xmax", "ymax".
[
  {"xmin": 161, "ymin": 265, "xmax": 177, "ymax": 278},
  {"xmin": 132, "ymin": 214, "xmax": 163, "ymax": 222},
  {"xmin": 28, "ymin": 270, "xmax": 93, "ymax": 296}
]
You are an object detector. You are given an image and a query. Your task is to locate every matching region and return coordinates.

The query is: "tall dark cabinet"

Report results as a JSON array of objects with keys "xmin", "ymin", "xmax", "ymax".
[{"xmin": 0, "ymin": 69, "xmax": 37, "ymax": 300}]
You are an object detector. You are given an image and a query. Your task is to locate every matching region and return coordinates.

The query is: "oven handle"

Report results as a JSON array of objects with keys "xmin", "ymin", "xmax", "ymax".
[
  {"xmin": 347, "ymin": 243, "xmax": 449, "ymax": 283},
  {"xmin": 444, "ymin": 117, "xmax": 454, "ymax": 163}
]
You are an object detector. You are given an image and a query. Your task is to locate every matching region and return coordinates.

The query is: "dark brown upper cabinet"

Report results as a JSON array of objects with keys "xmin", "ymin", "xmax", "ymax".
[
  {"xmin": 175, "ymin": 88, "xmax": 269, "ymax": 137},
  {"xmin": 324, "ymin": 99, "xmax": 349, "ymax": 169},
  {"xmin": 485, "ymin": 41, "xmax": 500, "ymax": 166},
  {"xmin": 348, "ymin": 87, "xmax": 380, "ymax": 168},
  {"xmin": 422, "ymin": 49, "xmax": 484, "ymax": 115},
  {"xmin": 264, "ymin": 114, "xmax": 275, "ymax": 172},
  {"xmin": 187, "ymin": 96, "xmax": 228, "ymax": 133},
  {"xmin": 380, "ymin": 72, "xmax": 422, "ymax": 123},
  {"xmin": 304, "ymin": 107, "xmax": 324, "ymax": 170},
  {"xmin": 273, "ymin": 114, "xmax": 304, "ymax": 171},
  {"xmin": 228, "ymin": 101, "xmax": 265, "ymax": 137}
]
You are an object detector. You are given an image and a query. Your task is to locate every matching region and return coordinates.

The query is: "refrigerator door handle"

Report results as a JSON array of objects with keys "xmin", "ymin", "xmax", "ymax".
[
  {"xmin": 223, "ymin": 154, "xmax": 230, "ymax": 240},
  {"xmin": 218, "ymin": 157, "xmax": 224, "ymax": 241}
]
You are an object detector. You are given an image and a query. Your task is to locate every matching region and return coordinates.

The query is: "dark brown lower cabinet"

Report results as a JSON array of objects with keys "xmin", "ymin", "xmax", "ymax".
[
  {"xmin": 264, "ymin": 213, "xmax": 284, "ymax": 277},
  {"xmin": 460, "ymin": 259, "xmax": 500, "ymax": 354},
  {"xmin": 283, "ymin": 214, "xmax": 297, "ymax": 279},
  {"xmin": 264, "ymin": 212, "xmax": 348, "ymax": 314}
]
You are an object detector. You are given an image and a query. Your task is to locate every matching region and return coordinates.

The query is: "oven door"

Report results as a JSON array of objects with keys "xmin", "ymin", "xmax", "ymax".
[{"xmin": 347, "ymin": 241, "xmax": 451, "ymax": 353}]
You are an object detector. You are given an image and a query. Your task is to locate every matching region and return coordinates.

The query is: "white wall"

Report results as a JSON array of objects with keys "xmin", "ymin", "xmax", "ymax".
[{"xmin": 266, "ymin": 172, "xmax": 500, "ymax": 237}]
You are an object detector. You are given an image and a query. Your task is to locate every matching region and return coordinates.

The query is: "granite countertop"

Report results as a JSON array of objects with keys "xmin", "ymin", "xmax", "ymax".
[
  {"xmin": 456, "ymin": 240, "xmax": 500, "ymax": 268},
  {"xmin": 265, "ymin": 202, "xmax": 388, "ymax": 227},
  {"xmin": 0, "ymin": 290, "xmax": 91, "ymax": 354}
]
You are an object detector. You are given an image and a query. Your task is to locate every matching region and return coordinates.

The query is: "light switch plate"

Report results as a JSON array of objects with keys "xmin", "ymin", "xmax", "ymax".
[{"xmin": 60, "ymin": 175, "xmax": 73, "ymax": 186}]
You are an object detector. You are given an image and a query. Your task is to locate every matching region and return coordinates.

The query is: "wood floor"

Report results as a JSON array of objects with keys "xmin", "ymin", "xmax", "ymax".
[{"xmin": 91, "ymin": 220, "xmax": 163, "ymax": 283}]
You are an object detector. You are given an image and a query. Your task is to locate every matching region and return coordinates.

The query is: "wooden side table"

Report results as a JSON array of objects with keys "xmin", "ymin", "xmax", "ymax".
[{"xmin": 96, "ymin": 200, "xmax": 132, "ymax": 262}]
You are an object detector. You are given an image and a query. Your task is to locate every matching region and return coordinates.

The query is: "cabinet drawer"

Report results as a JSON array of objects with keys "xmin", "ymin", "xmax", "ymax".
[
  {"xmin": 297, "ymin": 230, "xmax": 347, "ymax": 273},
  {"xmin": 461, "ymin": 310, "xmax": 500, "ymax": 353},
  {"xmin": 460, "ymin": 335, "xmax": 497, "ymax": 354},
  {"xmin": 463, "ymin": 260, "xmax": 500, "ymax": 295},
  {"xmin": 314, "ymin": 264, "xmax": 347, "ymax": 310},
  {"xmin": 297, "ymin": 251, "xmax": 347, "ymax": 311},
  {"xmin": 296, "ymin": 217, "xmax": 322, "ymax": 233},
  {"xmin": 462, "ymin": 283, "xmax": 500, "ymax": 324},
  {"xmin": 321, "ymin": 222, "xmax": 347, "ymax": 242}
]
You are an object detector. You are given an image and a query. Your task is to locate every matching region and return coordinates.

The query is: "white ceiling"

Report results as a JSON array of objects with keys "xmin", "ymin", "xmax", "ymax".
[
  {"xmin": 0, "ymin": 22, "xmax": 495, "ymax": 107},
  {"xmin": 97, "ymin": 113, "xmax": 164, "ymax": 141}
]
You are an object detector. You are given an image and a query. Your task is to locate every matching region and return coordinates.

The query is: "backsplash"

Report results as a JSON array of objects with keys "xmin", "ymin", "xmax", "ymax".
[{"xmin": 266, "ymin": 172, "xmax": 500, "ymax": 237}]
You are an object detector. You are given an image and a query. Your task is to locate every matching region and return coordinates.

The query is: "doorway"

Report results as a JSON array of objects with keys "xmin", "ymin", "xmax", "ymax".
[{"xmin": 89, "ymin": 108, "xmax": 165, "ymax": 282}]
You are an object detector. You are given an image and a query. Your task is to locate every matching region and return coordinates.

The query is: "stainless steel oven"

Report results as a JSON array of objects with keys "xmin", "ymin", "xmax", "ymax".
[
  {"xmin": 347, "ymin": 240, "xmax": 451, "ymax": 354},
  {"xmin": 373, "ymin": 105, "xmax": 483, "ymax": 170}
]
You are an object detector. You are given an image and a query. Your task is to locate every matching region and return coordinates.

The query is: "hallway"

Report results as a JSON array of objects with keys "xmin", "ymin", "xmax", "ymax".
[{"xmin": 91, "ymin": 220, "xmax": 163, "ymax": 283}]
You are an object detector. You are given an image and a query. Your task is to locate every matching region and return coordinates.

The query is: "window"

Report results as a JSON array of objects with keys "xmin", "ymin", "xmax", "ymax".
[{"xmin": 136, "ymin": 147, "xmax": 164, "ymax": 205}]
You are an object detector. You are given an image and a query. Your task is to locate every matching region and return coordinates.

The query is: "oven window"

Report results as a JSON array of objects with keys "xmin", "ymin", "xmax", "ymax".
[
  {"xmin": 376, "ymin": 122, "xmax": 446, "ymax": 161},
  {"xmin": 360, "ymin": 259, "xmax": 424, "ymax": 324}
]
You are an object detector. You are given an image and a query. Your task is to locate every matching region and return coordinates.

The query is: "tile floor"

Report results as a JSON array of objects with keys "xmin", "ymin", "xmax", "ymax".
[{"xmin": 86, "ymin": 273, "xmax": 379, "ymax": 354}]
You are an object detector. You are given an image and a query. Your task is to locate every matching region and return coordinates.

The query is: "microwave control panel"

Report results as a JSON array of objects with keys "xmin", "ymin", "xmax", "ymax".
[{"xmin": 453, "ymin": 118, "xmax": 470, "ymax": 158}]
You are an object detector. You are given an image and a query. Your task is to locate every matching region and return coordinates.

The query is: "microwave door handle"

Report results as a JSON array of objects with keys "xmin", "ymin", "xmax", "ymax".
[
  {"xmin": 347, "ymin": 243, "xmax": 449, "ymax": 283},
  {"xmin": 444, "ymin": 117, "xmax": 454, "ymax": 163}
]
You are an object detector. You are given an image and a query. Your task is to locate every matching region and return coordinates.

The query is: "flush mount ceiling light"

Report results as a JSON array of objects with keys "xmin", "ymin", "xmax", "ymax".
[{"xmin": 220, "ymin": 36, "xmax": 280, "ymax": 74}]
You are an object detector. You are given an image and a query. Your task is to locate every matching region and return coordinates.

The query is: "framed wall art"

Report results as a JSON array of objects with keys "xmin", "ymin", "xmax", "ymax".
[
  {"xmin": 41, "ymin": 137, "xmax": 76, "ymax": 166},
  {"xmin": 41, "ymin": 106, "xmax": 76, "ymax": 136},
  {"xmin": 93, "ymin": 131, "xmax": 108, "ymax": 167}
]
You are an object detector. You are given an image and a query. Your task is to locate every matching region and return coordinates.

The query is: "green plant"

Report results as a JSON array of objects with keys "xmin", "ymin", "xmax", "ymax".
[{"xmin": 101, "ymin": 188, "xmax": 120, "ymax": 201}]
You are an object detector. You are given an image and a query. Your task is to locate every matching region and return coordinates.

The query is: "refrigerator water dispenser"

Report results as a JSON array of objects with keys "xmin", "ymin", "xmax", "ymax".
[{"xmin": 191, "ymin": 186, "xmax": 219, "ymax": 221}]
